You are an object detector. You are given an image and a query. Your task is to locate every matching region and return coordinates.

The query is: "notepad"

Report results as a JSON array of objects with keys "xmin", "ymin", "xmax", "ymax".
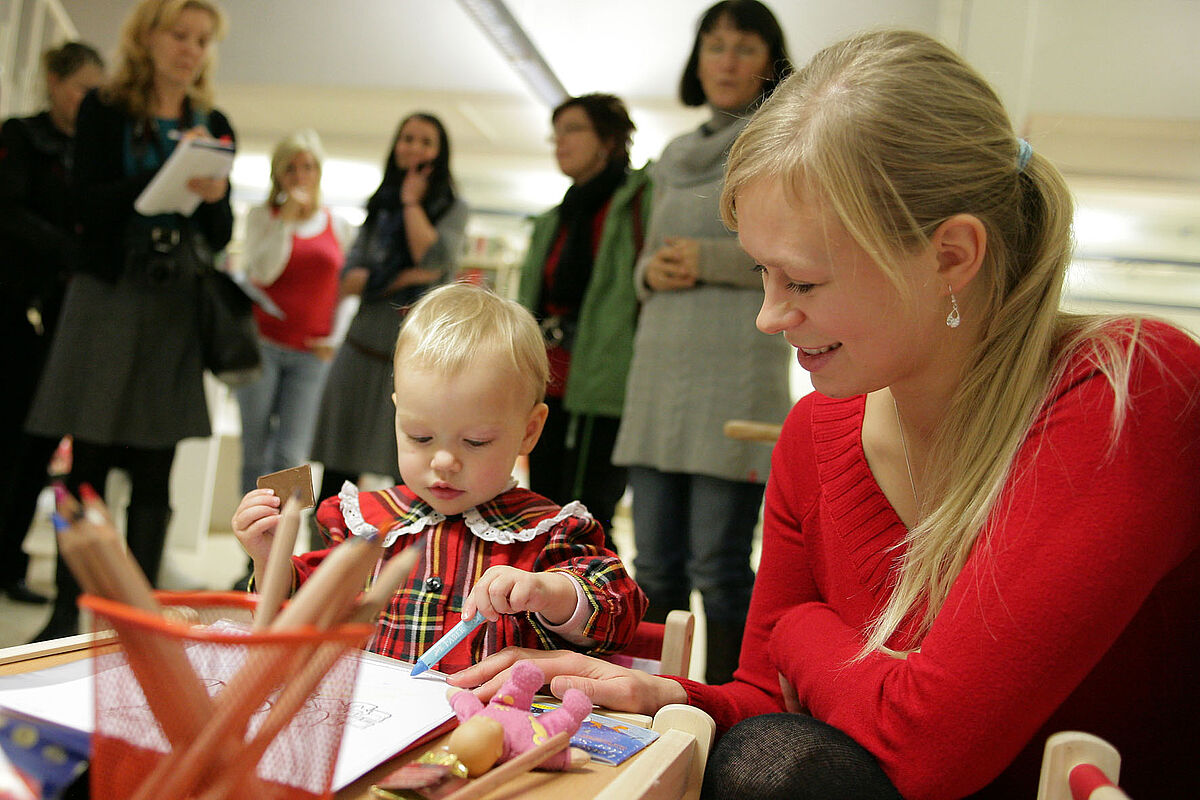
[{"xmin": 134, "ymin": 136, "xmax": 236, "ymax": 217}]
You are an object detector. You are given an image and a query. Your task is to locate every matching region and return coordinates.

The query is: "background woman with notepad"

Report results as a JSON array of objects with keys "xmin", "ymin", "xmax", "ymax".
[{"xmin": 26, "ymin": 0, "xmax": 235, "ymax": 642}]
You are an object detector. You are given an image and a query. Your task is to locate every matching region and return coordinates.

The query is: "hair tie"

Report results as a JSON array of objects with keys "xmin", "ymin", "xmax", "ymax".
[{"xmin": 1017, "ymin": 138, "xmax": 1033, "ymax": 171}]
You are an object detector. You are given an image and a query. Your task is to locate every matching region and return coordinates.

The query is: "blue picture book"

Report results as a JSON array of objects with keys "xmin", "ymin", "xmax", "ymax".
[{"xmin": 530, "ymin": 701, "xmax": 659, "ymax": 766}]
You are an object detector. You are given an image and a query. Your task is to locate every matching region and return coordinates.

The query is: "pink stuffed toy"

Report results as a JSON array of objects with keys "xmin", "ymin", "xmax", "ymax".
[{"xmin": 448, "ymin": 661, "xmax": 592, "ymax": 771}]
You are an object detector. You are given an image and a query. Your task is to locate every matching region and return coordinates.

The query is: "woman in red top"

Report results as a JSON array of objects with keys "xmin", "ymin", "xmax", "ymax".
[
  {"xmin": 449, "ymin": 30, "xmax": 1200, "ymax": 799},
  {"xmin": 235, "ymin": 129, "xmax": 350, "ymax": 497}
]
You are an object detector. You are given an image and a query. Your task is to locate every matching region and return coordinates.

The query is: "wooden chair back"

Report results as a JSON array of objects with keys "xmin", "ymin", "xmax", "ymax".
[{"xmin": 605, "ymin": 610, "xmax": 695, "ymax": 679}]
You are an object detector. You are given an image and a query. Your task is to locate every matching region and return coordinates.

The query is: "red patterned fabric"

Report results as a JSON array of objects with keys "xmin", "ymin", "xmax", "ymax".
[{"xmin": 294, "ymin": 484, "xmax": 646, "ymax": 674}]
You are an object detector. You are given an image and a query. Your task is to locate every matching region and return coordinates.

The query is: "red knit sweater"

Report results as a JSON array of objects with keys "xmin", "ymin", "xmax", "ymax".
[{"xmin": 677, "ymin": 320, "xmax": 1200, "ymax": 799}]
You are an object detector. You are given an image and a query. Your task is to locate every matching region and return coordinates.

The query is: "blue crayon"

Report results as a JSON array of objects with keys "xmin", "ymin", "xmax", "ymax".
[{"xmin": 410, "ymin": 610, "xmax": 487, "ymax": 677}]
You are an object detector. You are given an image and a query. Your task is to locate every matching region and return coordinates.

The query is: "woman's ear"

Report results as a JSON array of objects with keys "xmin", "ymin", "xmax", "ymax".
[
  {"xmin": 519, "ymin": 402, "xmax": 550, "ymax": 455},
  {"xmin": 599, "ymin": 136, "xmax": 617, "ymax": 164},
  {"xmin": 932, "ymin": 213, "xmax": 986, "ymax": 292}
]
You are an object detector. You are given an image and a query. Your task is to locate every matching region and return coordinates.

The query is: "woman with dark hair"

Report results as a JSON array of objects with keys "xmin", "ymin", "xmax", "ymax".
[
  {"xmin": 25, "ymin": 0, "xmax": 233, "ymax": 641},
  {"xmin": 611, "ymin": 0, "xmax": 793, "ymax": 684},
  {"xmin": 517, "ymin": 93, "xmax": 650, "ymax": 551},
  {"xmin": 310, "ymin": 112, "xmax": 468, "ymax": 504},
  {"xmin": 0, "ymin": 40, "xmax": 104, "ymax": 604}
]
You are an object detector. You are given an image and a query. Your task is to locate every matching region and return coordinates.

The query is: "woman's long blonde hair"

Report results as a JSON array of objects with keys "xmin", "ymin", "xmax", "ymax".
[
  {"xmin": 103, "ymin": 0, "xmax": 226, "ymax": 121},
  {"xmin": 722, "ymin": 29, "xmax": 1140, "ymax": 655},
  {"xmin": 268, "ymin": 129, "xmax": 325, "ymax": 211}
]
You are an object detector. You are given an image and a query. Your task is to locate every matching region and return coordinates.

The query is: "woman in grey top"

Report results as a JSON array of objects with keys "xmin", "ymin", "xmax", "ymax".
[
  {"xmin": 612, "ymin": 0, "xmax": 792, "ymax": 684},
  {"xmin": 309, "ymin": 113, "xmax": 467, "ymax": 503}
]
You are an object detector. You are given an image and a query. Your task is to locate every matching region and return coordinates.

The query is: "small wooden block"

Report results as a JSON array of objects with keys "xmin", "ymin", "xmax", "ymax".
[{"xmin": 256, "ymin": 464, "xmax": 315, "ymax": 509}]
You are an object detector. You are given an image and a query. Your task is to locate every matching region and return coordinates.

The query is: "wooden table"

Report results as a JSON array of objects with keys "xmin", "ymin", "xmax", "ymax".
[{"xmin": 0, "ymin": 636, "xmax": 714, "ymax": 800}]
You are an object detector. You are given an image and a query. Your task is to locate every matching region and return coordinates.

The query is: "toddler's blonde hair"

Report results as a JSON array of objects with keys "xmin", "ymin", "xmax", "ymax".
[{"xmin": 394, "ymin": 282, "xmax": 550, "ymax": 405}]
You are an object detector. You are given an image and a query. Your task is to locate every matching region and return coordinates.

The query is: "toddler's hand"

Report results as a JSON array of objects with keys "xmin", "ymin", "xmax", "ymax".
[
  {"xmin": 462, "ymin": 566, "xmax": 577, "ymax": 626},
  {"xmin": 231, "ymin": 488, "xmax": 281, "ymax": 566}
]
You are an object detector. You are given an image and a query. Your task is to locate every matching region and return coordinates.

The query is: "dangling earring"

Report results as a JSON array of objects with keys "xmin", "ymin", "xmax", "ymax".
[{"xmin": 946, "ymin": 285, "xmax": 961, "ymax": 328}]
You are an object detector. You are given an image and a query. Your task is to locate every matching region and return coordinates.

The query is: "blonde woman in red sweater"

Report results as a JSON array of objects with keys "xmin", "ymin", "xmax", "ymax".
[
  {"xmin": 235, "ymin": 129, "xmax": 351, "ymax": 497},
  {"xmin": 450, "ymin": 30, "xmax": 1200, "ymax": 799}
]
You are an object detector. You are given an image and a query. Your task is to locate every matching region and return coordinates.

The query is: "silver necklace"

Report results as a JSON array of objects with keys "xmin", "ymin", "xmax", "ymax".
[{"xmin": 892, "ymin": 396, "xmax": 919, "ymax": 511}]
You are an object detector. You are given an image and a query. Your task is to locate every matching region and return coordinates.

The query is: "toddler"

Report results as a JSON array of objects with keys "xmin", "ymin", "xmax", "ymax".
[{"xmin": 233, "ymin": 282, "xmax": 647, "ymax": 673}]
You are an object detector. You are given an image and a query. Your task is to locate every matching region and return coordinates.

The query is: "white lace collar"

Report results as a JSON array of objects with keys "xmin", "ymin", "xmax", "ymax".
[{"xmin": 337, "ymin": 480, "xmax": 593, "ymax": 548}]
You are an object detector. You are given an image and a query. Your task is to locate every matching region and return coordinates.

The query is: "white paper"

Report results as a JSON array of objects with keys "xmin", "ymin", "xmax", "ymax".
[
  {"xmin": 134, "ymin": 137, "xmax": 235, "ymax": 217},
  {"xmin": 228, "ymin": 269, "xmax": 286, "ymax": 319},
  {"xmin": 0, "ymin": 647, "xmax": 454, "ymax": 791}
]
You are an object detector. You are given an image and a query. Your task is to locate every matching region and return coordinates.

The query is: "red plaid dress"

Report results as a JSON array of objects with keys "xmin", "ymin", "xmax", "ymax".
[{"xmin": 293, "ymin": 483, "xmax": 647, "ymax": 674}]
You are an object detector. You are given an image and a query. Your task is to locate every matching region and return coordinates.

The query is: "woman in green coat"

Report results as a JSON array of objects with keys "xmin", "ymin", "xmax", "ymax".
[{"xmin": 517, "ymin": 93, "xmax": 650, "ymax": 550}]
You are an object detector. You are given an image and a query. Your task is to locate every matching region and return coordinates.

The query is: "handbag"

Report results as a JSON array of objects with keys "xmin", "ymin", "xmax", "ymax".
[
  {"xmin": 197, "ymin": 264, "xmax": 262, "ymax": 386},
  {"xmin": 125, "ymin": 220, "xmax": 262, "ymax": 385}
]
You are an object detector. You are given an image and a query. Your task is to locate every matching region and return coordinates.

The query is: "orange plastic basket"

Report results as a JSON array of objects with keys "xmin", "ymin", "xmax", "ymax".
[{"xmin": 80, "ymin": 591, "xmax": 373, "ymax": 800}]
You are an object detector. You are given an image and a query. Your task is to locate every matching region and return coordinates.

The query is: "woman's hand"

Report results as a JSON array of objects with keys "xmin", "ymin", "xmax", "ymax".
[
  {"xmin": 340, "ymin": 266, "xmax": 369, "ymax": 297},
  {"xmin": 177, "ymin": 126, "xmax": 229, "ymax": 203},
  {"xmin": 644, "ymin": 236, "xmax": 699, "ymax": 291},
  {"xmin": 400, "ymin": 162, "xmax": 432, "ymax": 208},
  {"xmin": 186, "ymin": 175, "xmax": 228, "ymax": 203},
  {"xmin": 446, "ymin": 648, "xmax": 689, "ymax": 717},
  {"xmin": 179, "ymin": 125, "xmax": 213, "ymax": 143},
  {"xmin": 277, "ymin": 187, "xmax": 315, "ymax": 222},
  {"xmin": 305, "ymin": 336, "xmax": 337, "ymax": 361},
  {"xmin": 778, "ymin": 672, "xmax": 807, "ymax": 714}
]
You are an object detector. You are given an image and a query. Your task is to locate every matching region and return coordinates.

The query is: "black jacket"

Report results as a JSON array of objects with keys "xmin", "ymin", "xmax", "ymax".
[
  {"xmin": 72, "ymin": 89, "xmax": 235, "ymax": 283},
  {"xmin": 0, "ymin": 112, "xmax": 77, "ymax": 321}
]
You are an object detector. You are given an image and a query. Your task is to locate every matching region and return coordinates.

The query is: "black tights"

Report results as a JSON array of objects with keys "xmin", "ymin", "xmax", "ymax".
[
  {"xmin": 68, "ymin": 440, "xmax": 175, "ymax": 507},
  {"xmin": 702, "ymin": 714, "xmax": 903, "ymax": 800}
]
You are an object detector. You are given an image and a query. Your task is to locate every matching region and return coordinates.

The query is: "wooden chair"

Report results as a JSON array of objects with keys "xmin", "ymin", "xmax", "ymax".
[
  {"xmin": 596, "ymin": 703, "xmax": 716, "ymax": 800},
  {"xmin": 1036, "ymin": 731, "xmax": 1131, "ymax": 800},
  {"xmin": 605, "ymin": 609, "xmax": 695, "ymax": 678}
]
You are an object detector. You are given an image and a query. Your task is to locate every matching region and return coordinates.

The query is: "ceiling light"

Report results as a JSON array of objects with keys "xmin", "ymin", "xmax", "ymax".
[{"xmin": 458, "ymin": 0, "xmax": 568, "ymax": 107}]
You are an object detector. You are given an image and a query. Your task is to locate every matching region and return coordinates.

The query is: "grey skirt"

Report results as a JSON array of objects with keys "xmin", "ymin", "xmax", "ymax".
[
  {"xmin": 25, "ymin": 271, "xmax": 210, "ymax": 448},
  {"xmin": 308, "ymin": 298, "xmax": 403, "ymax": 476}
]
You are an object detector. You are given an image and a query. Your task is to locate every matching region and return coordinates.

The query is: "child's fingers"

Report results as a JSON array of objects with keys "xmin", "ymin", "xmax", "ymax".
[
  {"xmin": 486, "ymin": 570, "xmax": 531, "ymax": 616},
  {"xmin": 232, "ymin": 490, "xmax": 280, "ymax": 530},
  {"xmin": 244, "ymin": 513, "xmax": 280, "ymax": 541},
  {"xmin": 466, "ymin": 580, "xmax": 499, "ymax": 621},
  {"xmin": 232, "ymin": 504, "xmax": 280, "ymax": 541},
  {"xmin": 467, "ymin": 569, "xmax": 512, "ymax": 621},
  {"xmin": 235, "ymin": 488, "xmax": 280, "ymax": 513},
  {"xmin": 500, "ymin": 574, "xmax": 538, "ymax": 615}
]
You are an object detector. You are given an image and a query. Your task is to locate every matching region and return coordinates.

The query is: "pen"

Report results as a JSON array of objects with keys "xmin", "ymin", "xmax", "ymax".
[{"xmin": 410, "ymin": 610, "xmax": 487, "ymax": 677}]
